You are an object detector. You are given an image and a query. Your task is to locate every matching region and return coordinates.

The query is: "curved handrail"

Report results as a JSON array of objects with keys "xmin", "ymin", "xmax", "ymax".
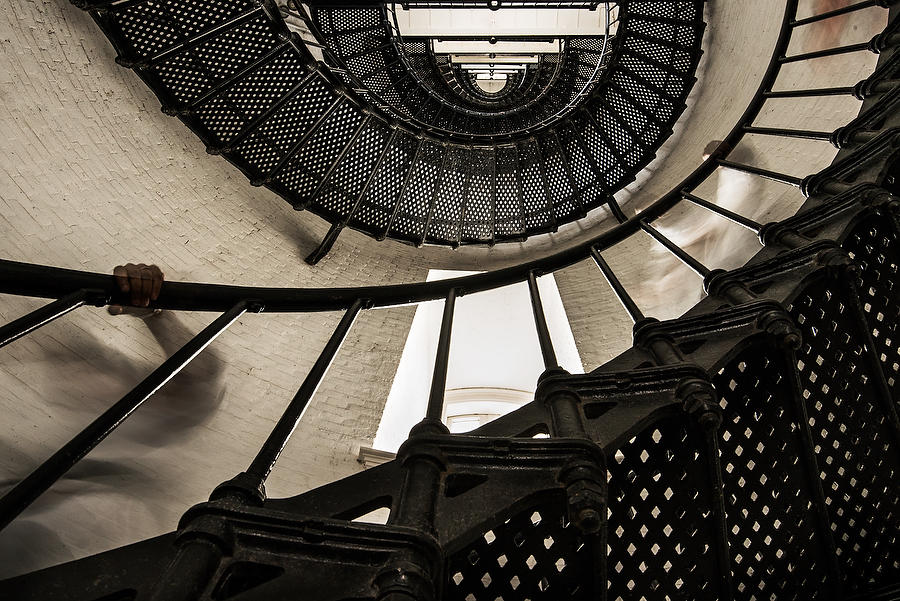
[{"xmin": 0, "ymin": 0, "xmax": 823, "ymax": 313}]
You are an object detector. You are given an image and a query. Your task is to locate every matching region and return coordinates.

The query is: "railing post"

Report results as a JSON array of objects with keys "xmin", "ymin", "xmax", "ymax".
[
  {"xmin": 0, "ymin": 289, "xmax": 104, "ymax": 349},
  {"xmin": 589, "ymin": 246, "xmax": 644, "ymax": 324},
  {"xmin": 527, "ymin": 271, "xmax": 559, "ymax": 370},
  {"xmin": 217, "ymin": 299, "xmax": 366, "ymax": 503},
  {"xmin": 424, "ymin": 288, "xmax": 457, "ymax": 425},
  {"xmin": 0, "ymin": 301, "xmax": 251, "ymax": 532}
]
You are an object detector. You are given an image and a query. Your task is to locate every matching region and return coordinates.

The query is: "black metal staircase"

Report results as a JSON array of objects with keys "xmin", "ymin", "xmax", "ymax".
[
  {"xmin": 81, "ymin": 0, "xmax": 705, "ymax": 253},
  {"xmin": 1, "ymin": 0, "xmax": 900, "ymax": 599}
]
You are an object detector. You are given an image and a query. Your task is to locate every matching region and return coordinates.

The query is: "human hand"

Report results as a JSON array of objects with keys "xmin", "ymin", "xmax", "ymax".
[{"xmin": 111, "ymin": 263, "xmax": 164, "ymax": 308}]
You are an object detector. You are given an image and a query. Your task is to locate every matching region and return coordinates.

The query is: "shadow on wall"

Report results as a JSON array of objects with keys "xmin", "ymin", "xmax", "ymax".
[{"xmin": 0, "ymin": 310, "xmax": 226, "ymax": 578}]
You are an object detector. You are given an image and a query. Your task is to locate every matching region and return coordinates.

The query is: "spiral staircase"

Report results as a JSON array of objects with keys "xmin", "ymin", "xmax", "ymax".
[{"xmin": 1, "ymin": 0, "xmax": 899, "ymax": 600}]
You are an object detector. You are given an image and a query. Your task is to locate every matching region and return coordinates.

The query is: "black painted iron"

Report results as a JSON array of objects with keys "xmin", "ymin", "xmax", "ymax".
[{"xmin": 1, "ymin": 0, "xmax": 900, "ymax": 599}]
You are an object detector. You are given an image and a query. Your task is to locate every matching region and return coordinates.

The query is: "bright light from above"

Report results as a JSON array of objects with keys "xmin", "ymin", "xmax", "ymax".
[
  {"xmin": 394, "ymin": 6, "xmax": 616, "ymax": 38},
  {"xmin": 372, "ymin": 270, "xmax": 584, "ymax": 452}
]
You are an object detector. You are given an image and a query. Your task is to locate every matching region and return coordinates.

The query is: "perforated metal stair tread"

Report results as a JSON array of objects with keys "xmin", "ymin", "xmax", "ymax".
[{"xmin": 84, "ymin": 0, "xmax": 704, "ymax": 249}]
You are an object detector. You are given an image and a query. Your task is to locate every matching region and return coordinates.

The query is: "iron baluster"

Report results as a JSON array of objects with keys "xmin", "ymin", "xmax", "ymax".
[
  {"xmin": 716, "ymin": 159, "xmax": 805, "ymax": 187},
  {"xmin": 607, "ymin": 196, "xmax": 628, "ymax": 223},
  {"xmin": 763, "ymin": 86, "xmax": 858, "ymax": 98},
  {"xmin": 425, "ymin": 288, "xmax": 457, "ymax": 423},
  {"xmin": 779, "ymin": 41, "xmax": 872, "ymax": 63},
  {"xmin": 681, "ymin": 191, "xmax": 764, "ymax": 233},
  {"xmin": 527, "ymin": 270, "xmax": 559, "ymax": 371},
  {"xmin": 0, "ymin": 301, "xmax": 251, "ymax": 532},
  {"xmin": 244, "ymin": 299, "xmax": 365, "ymax": 489},
  {"xmin": 640, "ymin": 221, "xmax": 712, "ymax": 278},
  {"xmin": 791, "ymin": 0, "xmax": 881, "ymax": 26},
  {"xmin": 589, "ymin": 246, "xmax": 644, "ymax": 324},
  {"xmin": 742, "ymin": 124, "xmax": 834, "ymax": 142},
  {"xmin": 0, "ymin": 289, "xmax": 102, "ymax": 349}
]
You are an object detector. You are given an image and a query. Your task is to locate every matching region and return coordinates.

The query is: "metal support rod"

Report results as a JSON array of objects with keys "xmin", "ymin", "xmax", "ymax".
[
  {"xmin": 717, "ymin": 159, "xmax": 804, "ymax": 187},
  {"xmin": 532, "ymin": 138, "xmax": 558, "ymax": 230},
  {"xmin": 490, "ymin": 148, "xmax": 498, "ymax": 244},
  {"xmin": 246, "ymin": 299, "xmax": 364, "ymax": 484},
  {"xmin": 71, "ymin": 0, "xmax": 148, "ymax": 11},
  {"xmin": 595, "ymin": 529, "xmax": 609, "ymax": 601},
  {"xmin": 341, "ymin": 129, "xmax": 398, "ymax": 227},
  {"xmin": 780, "ymin": 41, "xmax": 870, "ymax": 63},
  {"xmin": 455, "ymin": 146, "xmax": 475, "ymax": 246},
  {"xmin": 552, "ymin": 131, "xmax": 584, "ymax": 216},
  {"xmin": 527, "ymin": 271, "xmax": 559, "ymax": 370},
  {"xmin": 305, "ymin": 222, "xmax": 344, "ymax": 266},
  {"xmin": 0, "ymin": 289, "xmax": 96, "ymax": 349},
  {"xmin": 0, "ymin": 301, "xmax": 249, "ymax": 532},
  {"xmin": 425, "ymin": 289, "xmax": 457, "ymax": 422},
  {"xmin": 174, "ymin": 41, "xmax": 291, "ymax": 114},
  {"xmin": 607, "ymin": 196, "xmax": 628, "ymax": 223},
  {"xmin": 580, "ymin": 107, "xmax": 630, "ymax": 178},
  {"xmin": 420, "ymin": 146, "xmax": 451, "ymax": 246},
  {"xmin": 791, "ymin": 0, "xmax": 880, "ymax": 26},
  {"xmin": 681, "ymin": 191, "xmax": 764, "ymax": 232},
  {"xmin": 640, "ymin": 221, "xmax": 711, "ymax": 278},
  {"xmin": 512, "ymin": 147, "xmax": 527, "ymax": 235},
  {"xmin": 589, "ymin": 246, "xmax": 644, "ymax": 323},
  {"xmin": 763, "ymin": 86, "xmax": 857, "ymax": 98},
  {"xmin": 742, "ymin": 125, "xmax": 834, "ymax": 141},
  {"xmin": 844, "ymin": 279, "xmax": 900, "ymax": 444}
]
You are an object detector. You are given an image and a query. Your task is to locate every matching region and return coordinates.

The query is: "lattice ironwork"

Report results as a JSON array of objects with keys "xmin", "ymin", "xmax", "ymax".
[
  {"xmin": 445, "ymin": 498, "xmax": 599, "ymax": 601},
  {"xmin": 3, "ymin": 1, "xmax": 900, "ymax": 600},
  {"xmin": 843, "ymin": 213, "xmax": 900, "ymax": 408},
  {"xmin": 789, "ymin": 274, "xmax": 900, "ymax": 592},
  {"xmin": 714, "ymin": 345, "xmax": 836, "ymax": 599},
  {"xmin": 82, "ymin": 0, "xmax": 703, "ymax": 250}
]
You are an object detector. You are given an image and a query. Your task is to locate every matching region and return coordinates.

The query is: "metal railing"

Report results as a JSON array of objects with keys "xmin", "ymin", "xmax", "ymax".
[{"xmin": 1, "ymin": 0, "xmax": 899, "ymax": 593}]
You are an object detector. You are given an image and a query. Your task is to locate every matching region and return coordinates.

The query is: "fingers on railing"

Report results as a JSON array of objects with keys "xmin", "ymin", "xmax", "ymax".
[{"xmin": 0, "ymin": 300, "xmax": 251, "ymax": 531}]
